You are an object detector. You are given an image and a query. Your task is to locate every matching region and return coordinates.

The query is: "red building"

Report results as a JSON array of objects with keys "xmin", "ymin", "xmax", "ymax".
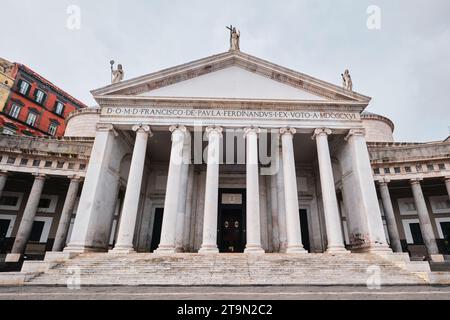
[{"xmin": 0, "ymin": 62, "xmax": 87, "ymax": 137}]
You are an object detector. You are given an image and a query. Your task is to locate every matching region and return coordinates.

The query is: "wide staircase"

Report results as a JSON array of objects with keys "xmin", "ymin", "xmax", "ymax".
[{"xmin": 24, "ymin": 253, "xmax": 429, "ymax": 286}]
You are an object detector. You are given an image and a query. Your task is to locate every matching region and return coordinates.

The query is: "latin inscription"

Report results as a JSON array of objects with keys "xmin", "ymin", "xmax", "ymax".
[{"xmin": 103, "ymin": 106, "xmax": 359, "ymax": 121}]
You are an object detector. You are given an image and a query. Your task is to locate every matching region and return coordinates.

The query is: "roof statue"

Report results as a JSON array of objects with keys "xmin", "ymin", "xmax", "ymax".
[
  {"xmin": 110, "ymin": 60, "xmax": 124, "ymax": 84},
  {"xmin": 227, "ymin": 25, "xmax": 240, "ymax": 51},
  {"xmin": 341, "ymin": 69, "xmax": 353, "ymax": 91}
]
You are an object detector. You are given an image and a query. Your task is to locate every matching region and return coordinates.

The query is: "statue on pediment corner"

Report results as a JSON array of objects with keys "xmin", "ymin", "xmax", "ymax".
[
  {"xmin": 341, "ymin": 69, "xmax": 353, "ymax": 91},
  {"xmin": 110, "ymin": 60, "xmax": 124, "ymax": 84}
]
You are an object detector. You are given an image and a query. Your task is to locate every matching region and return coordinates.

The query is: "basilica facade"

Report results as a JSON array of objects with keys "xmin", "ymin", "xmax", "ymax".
[{"xmin": 0, "ymin": 47, "xmax": 449, "ymax": 277}]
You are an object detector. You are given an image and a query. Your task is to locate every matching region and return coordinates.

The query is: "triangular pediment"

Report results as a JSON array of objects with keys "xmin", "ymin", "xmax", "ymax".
[
  {"xmin": 138, "ymin": 66, "xmax": 325, "ymax": 100},
  {"xmin": 92, "ymin": 50, "xmax": 371, "ymax": 105}
]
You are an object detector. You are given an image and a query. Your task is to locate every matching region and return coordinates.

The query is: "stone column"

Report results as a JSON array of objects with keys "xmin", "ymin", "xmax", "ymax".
[
  {"xmin": 0, "ymin": 171, "xmax": 8, "ymax": 198},
  {"xmin": 52, "ymin": 177, "xmax": 82, "ymax": 252},
  {"xmin": 111, "ymin": 125, "xmax": 151, "ymax": 253},
  {"xmin": 342, "ymin": 129, "xmax": 390, "ymax": 252},
  {"xmin": 410, "ymin": 178, "xmax": 439, "ymax": 255},
  {"xmin": 182, "ymin": 166, "xmax": 195, "ymax": 251},
  {"xmin": 199, "ymin": 127, "xmax": 222, "ymax": 254},
  {"xmin": 313, "ymin": 128, "xmax": 347, "ymax": 253},
  {"xmin": 244, "ymin": 127, "xmax": 264, "ymax": 254},
  {"xmin": 276, "ymin": 146, "xmax": 288, "ymax": 252},
  {"xmin": 65, "ymin": 124, "xmax": 122, "ymax": 253},
  {"xmin": 269, "ymin": 174, "xmax": 280, "ymax": 252},
  {"xmin": 378, "ymin": 180, "xmax": 403, "ymax": 253},
  {"xmin": 175, "ymin": 131, "xmax": 191, "ymax": 252},
  {"xmin": 280, "ymin": 128, "xmax": 307, "ymax": 253},
  {"xmin": 10, "ymin": 174, "xmax": 46, "ymax": 257},
  {"xmin": 156, "ymin": 125, "xmax": 187, "ymax": 254},
  {"xmin": 445, "ymin": 177, "xmax": 450, "ymax": 200}
]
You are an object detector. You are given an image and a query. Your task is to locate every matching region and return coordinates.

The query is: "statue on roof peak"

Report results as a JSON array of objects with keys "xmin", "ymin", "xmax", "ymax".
[{"xmin": 227, "ymin": 25, "xmax": 240, "ymax": 51}]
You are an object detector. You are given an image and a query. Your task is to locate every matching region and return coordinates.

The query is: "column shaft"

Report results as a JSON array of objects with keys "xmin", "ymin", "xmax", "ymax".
[
  {"xmin": 175, "ymin": 133, "xmax": 191, "ymax": 252},
  {"xmin": 156, "ymin": 126, "xmax": 187, "ymax": 254},
  {"xmin": 199, "ymin": 127, "xmax": 222, "ymax": 254},
  {"xmin": 11, "ymin": 175, "xmax": 46, "ymax": 254},
  {"xmin": 112, "ymin": 126, "xmax": 150, "ymax": 253},
  {"xmin": 244, "ymin": 128, "xmax": 264, "ymax": 254},
  {"xmin": 445, "ymin": 178, "xmax": 450, "ymax": 199},
  {"xmin": 276, "ymin": 147, "xmax": 288, "ymax": 252},
  {"xmin": 410, "ymin": 179, "xmax": 439, "ymax": 255},
  {"xmin": 378, "ymin": 182, "xmax": 403, "ymax": 252},
  {"xmin": 281, "ymin": 128, "xmax": 306, "ymax": 253},
  {"xmin": 0, "ymin": 172, "xmax": 8, "ymax": 198},
  {"xmin": 313, "ymin": 129, "xmax": 347, "ymax": 253},
  {"xmin": 52, "ymin": 178, "xmax": 81, "ymax": 251}
]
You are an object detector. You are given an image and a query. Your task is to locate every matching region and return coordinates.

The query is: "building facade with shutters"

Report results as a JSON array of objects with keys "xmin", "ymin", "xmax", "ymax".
[{"xmin": 0, "ymin": 59, "xmax": 87, "ymax": 137}]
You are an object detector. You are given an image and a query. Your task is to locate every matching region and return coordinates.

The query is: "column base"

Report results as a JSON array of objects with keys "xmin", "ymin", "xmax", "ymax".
[
  {"xmin": 286, "ymin": 245, "xmax": 308, "ymax": 254},
  {"xmin": 244, "ymin": 245, "xmax": 265, "ymax": 254},
  {"xmin": 44, "ymin": 252, "xmax": 79, "ymax": 262},
  {"xmin": 109, "ymin": 246, "xmax": 136, "ymax": 254},
  {"xmin": 154, "ymin": 245, "xmax": 176, "ymax": 255},
  {"xmin": 64, "ymin": 243, "xmax": 106, "ymax": 254},
  {"xmin": 430, "ymin": 254, "xmax": 445, "ymax": 262},
  {"xmin": 5, "ymin": 253, "xmax": 22, "ymax": 263},
  {"xmin": 198, "ymin": 245, "xmax": 219, "ymax": 254},
  {"xmin": 325, "ymin": 246, "xmax": 350, "ymax": 254}
]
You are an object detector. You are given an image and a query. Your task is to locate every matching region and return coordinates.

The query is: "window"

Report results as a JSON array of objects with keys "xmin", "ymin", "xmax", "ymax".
[
  {"xmin": 427, "ymin": 164, "xmax": 435, "ymax": 172},
  {"xmin": 438, "ymin": 164, "xmax": 446, "ymax": 170},
  {"xmin": 8, "ymin": 104, "xmax": 21, "ymax": 119},
  {"xmin": 0, "ymin": 196, "xmax": 19, "ymax": 207},
  {"xmin": 44, "ymin": 161, "xmax": 52, "ymax": 168},
  {"xmin": 38, "ymin": 198, "xmax": 52, "ymax": 209},
  {"xmin": 20, "ymin": 158, "xmax": 29, "ymax": 165},
  {"xmin": 26, "ymin": 112, "xmax": 38, "ymax": 127},
  {"xmin": 416, "ymin": 165, "xmax": 423, "ymax": 172},
  {"xmin": 405, "ymin": 166, "xmax": 412, "ymax": 173},
  {"xmin": 29, "ymin": 221, "xmax": 45, "ymax": 242},
  {"xmin": 394, "ymin": 167, "xmax": 401, "ymax": 174},
  {"xmin": 48, "ymin": 122, "xmax": 58, "ymax": 136},
  {"xmin": 384, "ymin": 168, "xmax": 391, "ymax": 174},
  {"xmin": 68, "ymin": 163, "xmax": 75, "ymax": 169},
  {"xmin": 410, "ymin": 223, "xmax": 424, "ymax": 245},
  {"xmin": 2, "ymin": 126, "xmax": 16, "ymax": 135},
  {"xmin": 7, "ymin": 157, "xmax": 15, "ymax": 164},
  {"xmin": 18, "ymin": 80, "xmax": 30, "ymax": 95},
  {"xmin": 79, "ymin": 164, "xmax": 86, "ymax": 170},
  {"xmin": 0, "ymin": 192, "xmax": 23, "ymax": 211},
  {"xmin": 57, "ymin": 161, "xmax": 64, "ymax": 169},
  {"xmin": 54, "ymin": 101, "xmax": 64, "ymax": 115},
  {"xmin": 373, "ymin": 168, "xmax": 380, "ymax": 175},
  {"xmin": 32, "ymin": 160, "xmax": 40, "ymax": 167},
  {"xmin": 34, "ymin": 89, "xmax": 46, "ymax": 104}
]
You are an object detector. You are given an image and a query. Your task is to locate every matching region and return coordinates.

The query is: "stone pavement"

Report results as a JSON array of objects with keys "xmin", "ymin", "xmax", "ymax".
[{"xmin": 0, "ymin": 286, "xmax": 449, "ymax": 300}]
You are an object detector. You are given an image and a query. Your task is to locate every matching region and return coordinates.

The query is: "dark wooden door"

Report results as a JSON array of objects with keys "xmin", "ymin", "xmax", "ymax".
[
  {"xmin": 150, "ymin": 208, "xmax": 164, "ymax": 252},
  {"xmin": 219, "ymin": 209, "xmax": 244, "ymax": 253},
  {"xmin": 299, "ymin": 209, "xmax": 310, "ymax": 252},
  {"xmin": 218, "ymin": 189, "xmax": 246, "ymax": 253}
]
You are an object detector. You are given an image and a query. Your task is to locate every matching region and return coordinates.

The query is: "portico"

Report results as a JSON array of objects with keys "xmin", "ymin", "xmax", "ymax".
[{"xmin": 56, "ymin": 49, "xmax": 394, "ymax": 257}]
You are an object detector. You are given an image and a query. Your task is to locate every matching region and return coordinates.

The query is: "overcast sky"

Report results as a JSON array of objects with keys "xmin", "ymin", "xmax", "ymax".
[{"xmin": 1, "ymin": 0, "xmax": 449, "ymax": 142}]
